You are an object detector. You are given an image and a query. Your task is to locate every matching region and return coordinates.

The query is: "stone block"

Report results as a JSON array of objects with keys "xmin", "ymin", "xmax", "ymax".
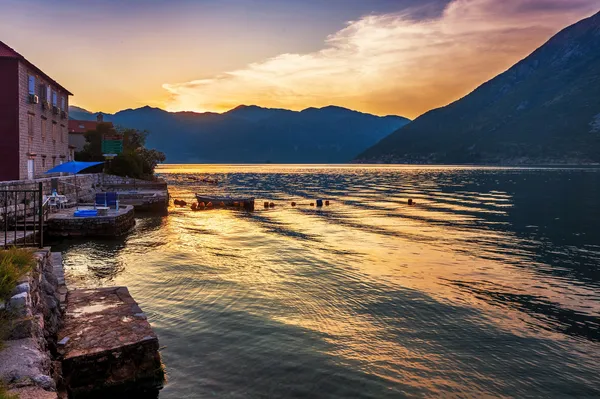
[
  {"xmin": 0, "ymin": 338, "xmax": 55, "ymax": 392},
  {"xmin": 13, "ymin": 282, "xmax": 31, "ymax": 295},
  {"xmin": 59, "ymin": 287, "xmax": 164, "ymax": 398},
  {"xmin": 8, "ymin": 292, "xmax": 32, "ymax": 316}
]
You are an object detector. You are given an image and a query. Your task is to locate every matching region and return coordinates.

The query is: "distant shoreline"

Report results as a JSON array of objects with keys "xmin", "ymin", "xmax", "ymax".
[{"xmin": 155, "ymin": 163, "xmax": 600, "ymax": 168}]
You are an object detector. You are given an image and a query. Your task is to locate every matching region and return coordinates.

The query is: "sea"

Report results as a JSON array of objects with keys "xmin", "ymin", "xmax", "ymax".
[{"xmin": 48, "ymin": 164, "xmax": 600, "ymax": 398}]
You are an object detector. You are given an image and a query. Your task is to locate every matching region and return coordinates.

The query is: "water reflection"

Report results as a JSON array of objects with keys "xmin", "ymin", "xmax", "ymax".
[{"xmin": 49, "ymin": 165, "xmax": 600, "ymax": 398}]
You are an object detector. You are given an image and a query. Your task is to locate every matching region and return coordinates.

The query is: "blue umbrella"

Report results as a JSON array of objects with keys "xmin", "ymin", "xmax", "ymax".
[
  {"xmin": 44, "ymin": 161, "xmax": 103, "ymax": 175},
  {"xmin": 45, "ymin": 161, "xmax": 104, "ymax": 207}
]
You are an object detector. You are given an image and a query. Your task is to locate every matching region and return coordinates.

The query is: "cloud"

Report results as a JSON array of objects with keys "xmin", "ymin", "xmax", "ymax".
[{"xmin": 162, "ymin": 0, "xmax": 598, "ymax": 118}]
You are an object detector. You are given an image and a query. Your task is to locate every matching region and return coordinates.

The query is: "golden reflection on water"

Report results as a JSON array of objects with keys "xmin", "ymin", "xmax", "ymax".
[{"xmin": 54, "ymin": 165, "xmax": 600, "ymax": 398}]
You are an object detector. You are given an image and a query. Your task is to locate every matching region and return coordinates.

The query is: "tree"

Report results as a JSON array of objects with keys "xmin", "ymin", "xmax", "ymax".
[{"xmin": 75, "ymin": 124, "xmax": 166, "ymax": 180}]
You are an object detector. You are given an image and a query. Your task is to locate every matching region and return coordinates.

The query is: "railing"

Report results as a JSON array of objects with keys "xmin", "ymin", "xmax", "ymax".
[{"xmin": 1, "ymin": 183, "xmax": 46, "ymax": 249}]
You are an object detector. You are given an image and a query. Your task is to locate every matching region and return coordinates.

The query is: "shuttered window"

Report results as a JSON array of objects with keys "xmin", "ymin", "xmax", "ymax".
[
  {"xmin": 28, "ymin": 75, "xmax": 35, "ymax": 94},
  {"xmin": 28, "ymin": 114, "xmax": 34, "ymax": 136}
]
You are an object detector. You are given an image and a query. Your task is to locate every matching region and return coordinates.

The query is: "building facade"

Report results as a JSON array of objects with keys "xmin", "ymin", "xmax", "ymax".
[{"xmin": 0, "ymin": 41, "xmax": 72, "ymax": 181}]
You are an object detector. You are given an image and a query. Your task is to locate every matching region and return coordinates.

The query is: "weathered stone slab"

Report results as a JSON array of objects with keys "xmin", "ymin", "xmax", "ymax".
[
  {"xmin": 0, "ymin": 338, "xmax": 55, "ymax": 392},
  {"xmin": 58, "ymin": 287, "xmax": 164, "ymax": 398}
]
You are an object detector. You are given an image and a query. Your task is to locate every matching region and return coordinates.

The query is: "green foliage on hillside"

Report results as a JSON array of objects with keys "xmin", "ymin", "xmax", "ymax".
[
  {"xmin": 75, "ymin": 123, "xmax": 166, "ymax": 180},
  {"xmin": 358, "ymin": 11, "xmax": 600, "ymax": 164}
]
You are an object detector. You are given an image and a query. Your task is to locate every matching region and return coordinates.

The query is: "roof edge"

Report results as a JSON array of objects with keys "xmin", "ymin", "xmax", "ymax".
[{"xmin": 0, "ymin": 41, "xmax": 73, "ymax": 96}]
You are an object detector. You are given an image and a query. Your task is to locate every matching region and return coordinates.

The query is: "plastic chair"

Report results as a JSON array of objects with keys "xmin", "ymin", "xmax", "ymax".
[
  {"xmin": 95, "ymin": 193, "xmax": 107, "ymax": 208},
  {"xmin": 106, "ymin": 192, "xmax": 119, "ymax": 210}
]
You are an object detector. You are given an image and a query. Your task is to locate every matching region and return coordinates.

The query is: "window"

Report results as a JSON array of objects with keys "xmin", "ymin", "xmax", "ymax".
[
  {"xmin": 28, "ymin": 114, "xmax": 34, "ymax": 136},
  {"xmin": 60, "ymin": 96, "xmax": 65, "ymax": 110},
  {"xmin": 52, "ymin": 123, "xmax": 56, "ymax": 141},
  {"xmin": 52, "ymin": 157, "xmax": 56, "ymax": 167},
  {"xmin": 60, "ymin": 126, "xmax": 64, "ymax": 143},
  {"xmin": 28, "ymin": 75, "xmax": 35, "ymax": 95},
  {"xmin": 41, "ymin": 119, "xmax": 47, "ymax": 141},
  {"xmin": 52, "ymin": 91, "xmax": 57, "ymax": 106},
  {"xmin": 46, "ymin": 85, "xmax": 51, "ymax": 103},
  {"xmin": 42, "ymin": 157, "xmax": 46, "ymax": 168}
]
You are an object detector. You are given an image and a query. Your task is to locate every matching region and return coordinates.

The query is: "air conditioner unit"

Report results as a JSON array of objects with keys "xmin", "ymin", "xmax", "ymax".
[
  {"xmin": 29, "ymin": 94, "xmax": 39, "ymax": 104},
  {"xmin": 53, "ymin": 106, "xmax": 59, "ymax": 115},
  {"xmin": 61, "ymin": 110, "xmax": 67, "ymax": 119},
  {"xmin": 42, "ymin": 100, "xmax": 50, "ymax": 110}
]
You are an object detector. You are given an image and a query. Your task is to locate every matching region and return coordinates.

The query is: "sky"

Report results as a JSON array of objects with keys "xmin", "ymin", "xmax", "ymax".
[{"xmin": 0, "ymin": 0, "xmax": 597, "ymax": 118}]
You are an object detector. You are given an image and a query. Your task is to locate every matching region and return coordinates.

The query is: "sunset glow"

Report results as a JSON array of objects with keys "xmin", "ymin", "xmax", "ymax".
[{"xmin": 1, "ymin": 0, "xmax": 597, "ymax": 118}]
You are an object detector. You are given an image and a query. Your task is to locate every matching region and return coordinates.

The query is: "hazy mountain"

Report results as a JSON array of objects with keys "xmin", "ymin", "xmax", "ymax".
[
  {"xmin": 69, "ymin": 105, "xmax": 410, "ymax": 163},
  {"xmin": 68, "ymin": 105, "xmax": 95, "ymax": 121},
  {"xmin": 357, "ymin": 11, "xmax": 600, "ymax": 165}
]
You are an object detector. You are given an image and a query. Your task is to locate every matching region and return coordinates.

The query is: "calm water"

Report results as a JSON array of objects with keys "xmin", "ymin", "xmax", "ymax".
[{"xmin": 50, "ymin": 165, "xmax": 600, "ymax": 398}]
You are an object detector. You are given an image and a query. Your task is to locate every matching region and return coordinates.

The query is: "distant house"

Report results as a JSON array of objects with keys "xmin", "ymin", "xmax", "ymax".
[
  {"xmin": 0, "ymin": 41, "xmax": 72, "ymax": 181},
  {"xmin": 68, "ymin": 113, "xmax": 114, "ymax": 152}
]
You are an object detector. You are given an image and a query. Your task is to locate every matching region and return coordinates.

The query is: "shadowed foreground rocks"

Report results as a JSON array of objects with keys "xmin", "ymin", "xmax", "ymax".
[{"xmin": 58, "ymin": 287, "xmax": 165, "ymax": 398}]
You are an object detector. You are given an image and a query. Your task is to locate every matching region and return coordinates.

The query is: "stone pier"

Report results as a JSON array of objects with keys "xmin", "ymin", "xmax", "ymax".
[
  {"xmin": 58, "ymin": 287, "xmax": 165, "ymax": 398},
  {"xmin": 46, "ymin": 205, "xmax": 136, "ymax": 237}
]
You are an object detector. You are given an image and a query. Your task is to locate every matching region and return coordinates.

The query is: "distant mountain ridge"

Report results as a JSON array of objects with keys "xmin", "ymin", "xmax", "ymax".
[
  {"xmin": 357, "ymin": 11, "xmax": 600, "ymax": 165},
  {"xmin": 70, "ymin": 105, "xmax": 410, "ymax": 163}
]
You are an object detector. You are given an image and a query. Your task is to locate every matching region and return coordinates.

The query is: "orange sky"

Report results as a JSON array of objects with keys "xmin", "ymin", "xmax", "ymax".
[{"xmin": 0, "ymin": 0, "xmax": 597, "ymax": 118}]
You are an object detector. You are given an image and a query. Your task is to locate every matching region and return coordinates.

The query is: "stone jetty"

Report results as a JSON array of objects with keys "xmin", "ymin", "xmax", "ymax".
[
  {"xmin": 47, "ymin": 205, "xmax": 136, "ymax": 237},
  {"xmin": 58, "ymin": 287, "xmax": 164, "ymax": 398}
]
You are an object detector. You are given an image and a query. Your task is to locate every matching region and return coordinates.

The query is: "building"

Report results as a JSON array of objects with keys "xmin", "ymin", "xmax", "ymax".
[
  {"xmin": 0, "ymin": 41, "xmax": 72, "ymax": 181},
  {"xmin": 68, "ymin": 114, "xmax": 114, "ymax": 152}
]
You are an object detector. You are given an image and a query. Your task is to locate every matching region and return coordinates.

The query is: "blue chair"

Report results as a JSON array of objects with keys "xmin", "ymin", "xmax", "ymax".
[
  {"xmin": 95, "ymin": 193, "xmax": 107, "ymax": 207},
  {"xmin": 106, "ymin": 192, "xmax": 119, "ymax": 210}
]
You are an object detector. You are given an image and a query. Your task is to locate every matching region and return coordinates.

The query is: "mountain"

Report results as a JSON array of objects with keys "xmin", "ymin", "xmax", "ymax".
[
  {"xmin": 68, "ymin": 105, "xmax": 95, "ymax": 121},
  {"xmin": 357, "ymin": 11, "xmax": 600, "ymax": 165},
  {"xmin": 69, "ymin": 105, "xmax": 410, "ymax": 163}
]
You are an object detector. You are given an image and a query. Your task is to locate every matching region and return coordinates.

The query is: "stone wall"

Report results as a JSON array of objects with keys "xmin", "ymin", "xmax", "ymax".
[
  {"xmin": 100, "ymin": 174, "xmax": 168, "ymax": 191},
  {"xmin": 0, "ymin": 173, "xmax": 98, "ymax": 203},
  {"xmin": 0, "ymin": 249, "xmax": 65, "ymax": 398},
  {"xmin": 1, "ymin": 174, "xmax": 168, "ymax": 223},
  {"xmin": 47, "ymin": 205, "xmax": 136, "ymax": 237}
]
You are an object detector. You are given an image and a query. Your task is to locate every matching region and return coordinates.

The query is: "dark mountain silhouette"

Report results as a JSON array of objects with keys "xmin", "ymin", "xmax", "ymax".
[
  {"xmin": 70, "ymin": 105, "xmax": 410, "ymax": 163},
  {"xmin": 357, "ymin": 11, "xmax": 600, "ymax": 165}
]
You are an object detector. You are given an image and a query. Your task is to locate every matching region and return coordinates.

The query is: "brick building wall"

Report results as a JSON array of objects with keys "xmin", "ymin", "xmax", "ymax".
[{"xmin": 17, "ymin": 62, "xmax": 70, "ymax": 179}]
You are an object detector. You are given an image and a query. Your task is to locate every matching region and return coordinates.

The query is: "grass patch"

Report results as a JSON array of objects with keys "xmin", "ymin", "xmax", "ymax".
[
  {"xmin": 0, "ymin": 247, "xmax": 35, "ymax": 301},
  {"xmin": 0, "ymin": 248, "xmax": 36, "ymax": 350},
  {"xmin": 0, "ymin": 382, "xmax": 17, "ymax": 399}
]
